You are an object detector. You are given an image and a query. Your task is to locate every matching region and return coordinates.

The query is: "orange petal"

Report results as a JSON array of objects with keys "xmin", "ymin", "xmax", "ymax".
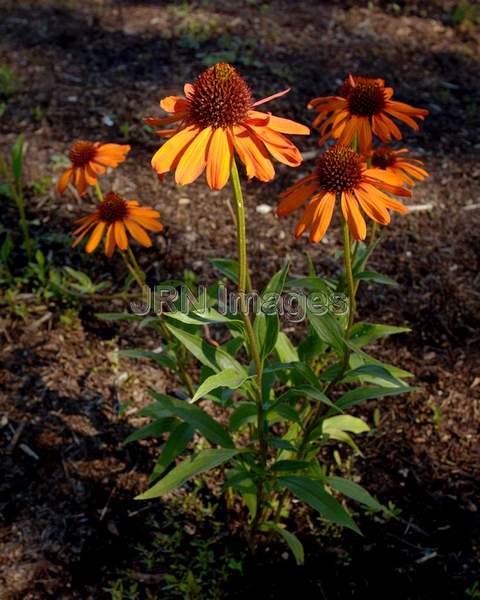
[
  {"xmin": 355, "ymin": 189, "xmax": 390, "ymax": 225},
  {"xmin": 294, "ymin": 196, "xmax": 322, "ymax": 239},
  {"xmin": 104, "ymin": 224, "xmax": 116, "ymax": 257},
  {"xmin": 264, "ymin": 114, "xmax": 310, "ymax": 135},
  {"xmin": 85, "ymin": 221, "xmax": 106, "ymax": 253},
  {"xmin": 124, "ymin": 219, "xmax": 152, "ymax": 247},
  {"xmin": 310, "ymin": 192, "xmax": 336, "ymax": 242},
  {"xmin": 151, "ymin": 126, "xmax": 199, "ymax": 175},
  {"xmin": 160, "ymin": 96, "xmax": 189, "ymax": 113},
  {"xmin": 277, "ymin": 182, "xmax": 320, "ymax": 216},
  {"xmin": 114, "ymin": 221, "xmax": 128, "ymax": 251},
  {"xmin": 57, "ymin": 167, "xmax": 73, "ymax": 194},
  {"xmin": 341, "ymin": 192, "xmax": 366, "ymax": 240},
  {"xmin": 175, "ymin": 126, "xmax": 212, "ymax": 185},
  {"xmin": 206, "ymin": 127, "xmax": 232, "ymax": 190},
  {"xmin": 130, "ymin": 215, "xmax": 164, "ymax": 232},
  {"xmin": 253, "ymin": 88, "xmax": 290, "ymax": 107},
  {"xmin": 231, "ymin": 127, "xmax": 274, "ymax": 182}
]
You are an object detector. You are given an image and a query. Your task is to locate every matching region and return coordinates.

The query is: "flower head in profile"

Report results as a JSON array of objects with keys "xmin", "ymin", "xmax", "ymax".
[
  {"xmin": 369, "ymin": 147, "xmax": 429, "ymax": 186},
  {"xmin": 308, "ymin": 75, "xmax": 428, "ymax": 153},
  {"xmin": 277, "ymin": 145, "xmax": 412, "ymax": 242},
  {"xmin": 58, "ymin": 141, "xmax": 130, "ymax": 196},
  {"xmin": 146, "ymin": 63, "xmax": 309, "ymax": 190},
  {"xmin": 72, "ymin": 192, "xmax": 163, "ymax": 257}
]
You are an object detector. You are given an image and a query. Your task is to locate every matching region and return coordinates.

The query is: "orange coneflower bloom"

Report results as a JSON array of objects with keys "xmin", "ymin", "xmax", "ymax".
[
  {"xmin": 368, "ymin": 147, "xmax": 429, "ymax": 186},
  {"xmin": 277, "ymin": 145, "xmax": 412, "ymax": 242},
  {"xmin": 72, "ymin": 191, "xmax": 163, "ymax": 257},
  {"xmin": 146, "ymin": 62, "xmax": 309, "ymax": 190},
  {"xmin": 58, "ymin": 141, "xmax": 130, "ymax": 196},
  {"xmin": 308, "ymin": 75, "xmax": 428, "ymax": 154}
]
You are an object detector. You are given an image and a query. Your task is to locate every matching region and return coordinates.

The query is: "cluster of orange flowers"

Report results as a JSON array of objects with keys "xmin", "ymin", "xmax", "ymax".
[{"xmin": 59, "ymin": 63, "xmax": 428, "ymax": 255}]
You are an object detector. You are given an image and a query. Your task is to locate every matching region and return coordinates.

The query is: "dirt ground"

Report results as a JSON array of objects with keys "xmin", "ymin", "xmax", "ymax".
[{"xmin": 0, "ymin": 1, "xmax": 479, "ymax": 598}]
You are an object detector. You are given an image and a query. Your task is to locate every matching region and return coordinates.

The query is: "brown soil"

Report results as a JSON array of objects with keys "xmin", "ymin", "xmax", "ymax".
[{"xmin": 0, "ymin": 1, "xmax": 479, "ymax": 598}]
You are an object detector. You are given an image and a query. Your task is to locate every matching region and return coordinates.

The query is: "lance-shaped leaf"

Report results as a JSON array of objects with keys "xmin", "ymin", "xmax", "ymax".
[
  {"xmin": 350, "ymin": 322, "xmax": 410, "ymax": 347},
  {"xmin": 165, "ymin": 320, "xmax": 246, "ymax": 375},
  {"xmin": 262, "ymin": 522, "xmax": 305, "ymax": 565},
  {"xmin": 326, "ymin": 476, "xmax": 385, "ymax": 512},
  {"xmin": 192, "ymin": 368, "xmax": 250, "ymax": 403},
  {"xmin": 136, "ymin": 448, "xmax": 242, "ymax": 499},
  {"xmin": 150, "ymin": 422, "xmax": 195, "ymax": 482},
  {"xmin": 278, "ymin": 475, "xmax": 361, "ymax": 533},
  {"xmin": 148, "ymin": 391, "xmax": 234, "ymax": 448},
  {"xmin": 334, "ymin": 384, "xmax": 413, "ymax": 412}
]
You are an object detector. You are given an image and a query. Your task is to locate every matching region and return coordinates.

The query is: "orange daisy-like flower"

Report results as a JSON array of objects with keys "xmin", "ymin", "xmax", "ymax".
[
  {"xmin": 369, "ymin": 147, "xmax": 429, "ymax": 186},
  {"xmin": 58, "ymin": 140, "xmax": 130, "ymax": 196},
  {"xmin": 72, "ymin": 191, "xmax": 163, "ymax": 257},
  {"xmin": 308, "ymin": 75, "xmax": 428, "ymax": 154},
  {"xmin": 277, "ymin": 145, "xmax": 412, "ymax": 242},
  {"xmin": 146, "ymin": 62, "xmax": 309, "ymax": 190}
]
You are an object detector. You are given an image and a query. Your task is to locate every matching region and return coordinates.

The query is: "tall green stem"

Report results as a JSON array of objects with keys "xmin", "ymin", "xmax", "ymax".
[
  {"xmin": 230, "ymin": 158, "xmax": 266, "ymax": 545},
  {"xmin": 341, "ymin": 214, "xmax": 355, "ymax": 336}
]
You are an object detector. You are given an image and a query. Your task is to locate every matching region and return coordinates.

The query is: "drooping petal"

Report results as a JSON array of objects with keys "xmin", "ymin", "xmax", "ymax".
[
  {"xmin": 57, "ymin": 167, "xmax": 73, "ymax": 194},
  {"xmin": 231, "ymin": 127, "xmax": 274, "ymax": 182},
  {"xmin": 341, "ymin": 192, "xmax": 366, "ymax": 240},
  {"xmin": 309, "ymin": 192, "xmax": 336, "ymax": 242},
  {"xmin": 124, "ymin": 219, "xmax": 152, "ymax": 247},
  {"xmin": 355, "ymin": 188, "xmax": 390, "ymax": 225},
  {"xmin": 206, "ymin": 127, "xmax": 233, "ymax": 190},
  {"xmin": 114, "ymin": 221, "xmax": 128, "ymax": 251},
  {"xmin": 175, "ymin": 126, "xmax": 213, "ymax": 185},
  {"xmin": 277, "ymin": 181, "xmax": 320, "ymax": 216},
  {"xmin": 104, "ymin": 224, "xmax": 116, "ymax": 257},
  {"xmin": 129, "ymin": 215, "xmax": 164, "ymax": 232},
  {"xmin": 151, "ymin": 126, "xmax": 199, "ymax": 175},
  {"xmin": 85, "ymin": 221, "xmax": 106, "ymax": 253},
  {"xmin": 294, "ymin": 196, "xmax": 322, "ymax": 239}
]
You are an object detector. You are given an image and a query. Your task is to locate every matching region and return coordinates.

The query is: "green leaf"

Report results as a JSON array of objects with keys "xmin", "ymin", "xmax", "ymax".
[
  {"xmin": 271, "ymin": 460, "xmax": 311, "ymax": 473},
  {"xmin": 355, "ymin": 270, "xmax": 398, "ymax": 287},
  {"xmin": 192, "ymin": 368, "xmax": 250, "ymax": 403},
  {"xmin": 279, "ymin": 385, "xmax": 338, "ymax": 411},
  {"xmin": 254, "ymin": 263, "xmax": 289, "ymax": 360},
  {"xmin": 335, "ymin": 384, "xmax": 413, "ymax": 411},
  {"xmin": 165, "ymin": 320, "xmax": 246, "ymax": 375},
  {"xmin": 136, "ymin": 448, "xmax": 241, "ymax": 499},
  {"xmin": 229, "ymin": 403, "xmax": 257, "ymax": 431},
  {"xmin": 263, "ymin": 523, "xmax": 305, "ymax": 565},
  {"xmin": 322, "ymin": 415, "xmax": 369, "ymax": 434},
  {"xmin": 149, "ymin": 391, "xmax": 234, "ymax": 448},
  {"xmin": 210, "ymin": 258, "xmax": 239, "ymax": 284},
  {"xmin": 345, "ymin": 340, "xmax": 413, "ymax": 379},
  {"xmin": 278, "ymin": 476, "xmax": 361, "ymax": 533},
  {"xmin": 287, "ymin": 276, "xmax": 331, "ymax": 293},
  {"xmin": 165, "ymin": 308, "xmax": 242, "ymax": 326},
  {"xmin": 267, "ymin": 402, "xmax": 301, "ymax": 426},
  {"xmin": 306, "ymin": 306, "xmax": 346, "ymax": 352},
  {"xmin": 150, "ymin": 422, "xmax": 194, "ymax": 482},
  {"xmin": 119, "ymin": 349, "xmax": 177, "ymax": 370},
  {"xmin": 11, "ymin": 134, "xmax": 24, "ymax": 187},
  {"xmin": 327, "ymin": 476, "xmax": 385, "ymax": 512},
  {"xmin": 269, "ymin": 438, "xmax": 296, "ymax": 451},
  {"xmin": 350, "ymin": 322, "xmax": 410, "ymax": 347},
  {"xmin": 275, "ymin": 331, "xmax": 299, "ymax": 363},
  {"xmin": 124, "ymin": 417, "xmax": 176, "ymax": 444},
  {"xmin": 344, "ymin": 364, "xmax": 404, "ymax": 388}
]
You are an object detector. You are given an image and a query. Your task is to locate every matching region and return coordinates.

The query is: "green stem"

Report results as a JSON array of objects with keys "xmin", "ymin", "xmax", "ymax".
[
  {"xmin": 230, "ymin": 158, "xmax": 266, "ymax": 546},
  {"xmin": 341, "ymin": 214, "xmax": 355, "ymax": 336},
  {"xmin": 120, "ymin": 248, "xmax": 195, "ymax": 398},
  {"xmin": 95, "ymin": 180, "xmax": 104, "ymax": 202}
]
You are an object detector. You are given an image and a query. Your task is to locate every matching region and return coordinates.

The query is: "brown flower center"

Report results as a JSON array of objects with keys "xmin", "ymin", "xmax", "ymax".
[
  {"xmin": 371, "ymin": 147, "xmax": 396, "ymax": 169},
  {"xmin": 98, "ymin": 192, "xmax": 129, "ymax": 223},
  {"xmin": 69, "ymin": 140, "xmax": 97, "ymax": 167},
  {"xmin": 339, "ymin": 76, "xmax": 386, "ymax": 117},
  {"xmin": 187, "ymin": 63, "xmax": 252, "ymax": 129},
  {"xmin": 316, "ymin": 145, "xmax": 364, "ymax": 193}
]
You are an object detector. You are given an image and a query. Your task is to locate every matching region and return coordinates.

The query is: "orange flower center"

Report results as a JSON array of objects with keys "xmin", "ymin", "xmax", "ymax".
[
  {"xmin": 316, "ymin": 145, "xmax": 364, "ymax": 193},
  {"xmin": 371, "ymin": 147, "xmax": 396, "ymax": 169},
  {"xmin": 68, "ymin": 140, "xmax": 97, "ymax": 167},
  {"xmin": 187, "ymin": 63, "xmax": 252, "ymax": 129},
  {"xmin": 340, "ymin": 76, "xmax": 386, "ymax": 117},
  {"xmin": 98, "ymin": 192, "xmax": 129, "ymax": 223}
]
